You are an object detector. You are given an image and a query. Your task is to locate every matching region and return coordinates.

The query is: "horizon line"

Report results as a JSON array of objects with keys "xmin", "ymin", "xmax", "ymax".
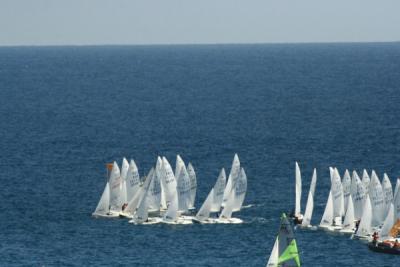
[{"xmin": 0, "ymin": 40, "xmax": 399, "ymax": 48}]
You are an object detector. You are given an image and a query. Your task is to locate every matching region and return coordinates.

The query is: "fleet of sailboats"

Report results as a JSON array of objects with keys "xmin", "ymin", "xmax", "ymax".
[
  {"xmin": 93, "ymin": 154, "xmax": 248, "ymax": 225},
  {"xmin": 290, "ymin": 162, "xmax": 400, "ymax": 255}
]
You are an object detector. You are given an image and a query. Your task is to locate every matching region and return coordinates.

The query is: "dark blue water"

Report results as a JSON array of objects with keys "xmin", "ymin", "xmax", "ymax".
[{"xmin": 1, "ymin": 43, "xmax": 400, "ymax": 266}]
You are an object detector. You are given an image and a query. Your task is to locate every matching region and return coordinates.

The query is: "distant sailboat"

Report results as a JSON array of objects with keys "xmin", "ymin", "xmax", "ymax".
[
  {"xmin": 301, "ymin": 169, "xmax": 317, "ymax": 228},
  {"xmin": 216, "ymin": 167, "xmax": 247, "ymax": 224},
  {"xmin": 294, "ymin": 162, "xmax": 302, "ymax": 222},
  {"xmin": 350, "ymin": 170, "xmax": 366, "ymax": 221},
  {"xmin": 187, "ymin": 163, "xmax": 197, "ymax": 210},
  {"xmin": 354, "ymin": 194, "xmax": 372, "ymax": 240},
  {"xmin": 194, "ymin": 188, "xmax": 214, "ymax": 223},
  {"xmin": 222, "ymin": 154, "xmax": 240, "ymax": 207},
  {"xmin": 369, "ymin": 171, "xmax": 385, "ymax": 227},
  {"xmin": 266, "ymin": 213, "xmax": 301, "ymax": 267},
  {"xmin": 319, "ymin": 191, "xmax": 333, "ymax": 230},
  {"xmin": 340, "ymin": 194, "xmax": 355, "ymax": 234}
]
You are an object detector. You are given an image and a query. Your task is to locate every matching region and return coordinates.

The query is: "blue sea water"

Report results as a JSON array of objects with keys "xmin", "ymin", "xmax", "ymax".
[{"xmin": 0, "ymin": 43, "xmax": 400, "ymax": 266}]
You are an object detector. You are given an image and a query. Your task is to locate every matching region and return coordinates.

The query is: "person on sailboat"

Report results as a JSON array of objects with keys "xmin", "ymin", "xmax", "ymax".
[
  {"xmin": 121, "ymin": 203, "xmax": 128, "ymax": 211},
  {"xmin": 372, "ymin": 232, "xmax": 379, "ymax": 245}
]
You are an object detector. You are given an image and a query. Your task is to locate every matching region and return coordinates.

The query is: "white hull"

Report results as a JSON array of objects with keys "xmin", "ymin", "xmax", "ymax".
[
  {"xmin": 118, "ymin": 212, "xmax": 133, "ymax": 219},
  {"xmin": 339, "ymin": 228, "xmax": 355, "ymax": 234},
  {"xmin": 92, "ymin": 211, "xmax": 120, "ymax": 218},
  {"xmin": 299, "ymin": 224, "xmax": 317, "ymax": 231},
  {"xmin": 215, "ymin": 217, "xmax": 243, "ymax": 224},
  {"xmin": 162, "ymin": 218, "xmax": 193, "ymax": 225},
  {"xmin": 128, "ymin": 217, "xmax": 162, "ymax": 225}
]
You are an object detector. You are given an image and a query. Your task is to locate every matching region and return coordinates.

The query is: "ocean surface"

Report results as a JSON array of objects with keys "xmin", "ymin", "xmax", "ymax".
[{"xmin": 1, "ymin": 43, "xmax": 400, "ymax": 266}]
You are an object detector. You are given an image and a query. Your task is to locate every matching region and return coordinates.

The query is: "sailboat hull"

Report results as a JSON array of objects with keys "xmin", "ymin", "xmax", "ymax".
[
  {"xmin": 214, "ymin": 217, "xmax": 243, "ymax": 224},
  {"xmin": 92, "ymin": 211, "xmax": 120, "ymax": 218}
]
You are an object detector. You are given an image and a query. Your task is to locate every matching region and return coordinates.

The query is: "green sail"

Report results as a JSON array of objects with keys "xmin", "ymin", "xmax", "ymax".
[{"xmin": 277, "ymin": 239, "xmax": 300, "ymax": 267}]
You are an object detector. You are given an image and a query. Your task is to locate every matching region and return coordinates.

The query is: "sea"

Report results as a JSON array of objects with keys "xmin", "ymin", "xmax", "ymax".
[{"xmin": 0, "ymin": 43, "xmax": 399, "ymax": 266}]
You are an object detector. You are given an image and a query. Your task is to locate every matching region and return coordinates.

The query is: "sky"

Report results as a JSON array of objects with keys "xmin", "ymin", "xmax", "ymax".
[{"xmin": 1, "ymin": 0, "xmax": 400, "ymax": 46}]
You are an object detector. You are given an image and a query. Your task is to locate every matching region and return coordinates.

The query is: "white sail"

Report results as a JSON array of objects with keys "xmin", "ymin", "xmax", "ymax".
[
  {"xmin": 233, "ymin": 168, "xmax": 247, "ymax": 212},
  {"xmin": 161, "ymin": 157, "xmax": 177, "ymax": 206},
  {"xmin": 156, "ymin": 157, "xmax": 167, "ymax": 210},
  {"xmin": 266, "ymin": 237, "xmax": 279, "ymax": 267},
  {"xmin": 379, "ymin": 203, "xmax": 394, "ymax": 241},
  {"xmin": 302, "ymin": 169, "xmax": 317, "ymax": 227},
  {"xmin": 211, "ymin": 168, "xmax": 227, "ymax": 212},
  {"xmin": 93, "ymin": 182, "xmax": 110, "ymax": 216},
  {"xmin": 187, "ymin": 163, "xmax": 197, "ymax": 209},
  {"xmin": 394, "ymin": 179, "xmax": 400, "ymax": 220},
  {"xmin": 126, "ymin": 159, "xmax": 141, "ymax": 203},
  {"xmin": 356, "ymin": 194, "xmax": 372, "ymax": 237},
  {"xmin": 124, "ymin": 168, "xmax": 154, "ymax": 215},
  {"xmin": 342, "ymin": 169, "xmax": 351, "ymax": 213},
  {"xmin": 220, "ymin": 188, "xmax": 236, "ymax": 220},
  {"xmin": 222, "ymin": 154, "xmax": 240, "ymax": 207},
  {"xmin": 177, "ymin": 164, "xmax": 191, "ymax": 212},
  {"xmin": 174, "ymin": 155, "xmax": 185, "ymax": 182},
  {"xmin": 362, "ymin": 169, "xmax": 370, "ymax": 195},
  {"xmin": 163, "ymin": 191, "xmax": 179, "ymax": 223},
  {"xmin": 320, "ymin": 191, "xmax": 333, "ymax": 227},
  {"xmin": 195, "ymin": 188, "xmax": 214, "ymax": 222},
  {"xmin": 369, "ymin": 170, "xmax": 385, "ymax": 226},
  {"xmin": 120, "ymin": 158, "xmax": 129, "ymax": 205},
  {"xmin": 147, "ymin": 166, "xmax": 161, "ymax": 212},
  {"xmin": 394, "ymin": 178, "xmax": 400, "ymax": 201},
  {"xmin": 341, "ymin": 195, "xmax": 355, "ymax": 231},
  {"xmin": 133, "ymin": 172, "xmax": 153, "ymax": 223},
  {"xmin": 295, "ymin": 162, "xmax": 302, "ymax": 216},
  {"xmin": 350, "ymin": 170, "xmax": 366, "ymax": 220},
  {"xmin": 382, "ymin": 173, "xmax": 393, "ymax": 219},
  {"xmin": 330, "ymin": 167, "xmax": 343, "ymax": 218},
  {"xmin": 109, "ymin": 161, "xmax": 122, "ymax": 212}
]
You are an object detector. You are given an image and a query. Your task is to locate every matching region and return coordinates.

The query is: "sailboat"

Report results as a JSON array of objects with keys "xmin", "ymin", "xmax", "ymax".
[
  {"xmin": 350, "ymin": 170, "xmax": 366, "ymax": 221},
  {"xmin": 215, "ymin": 167, "xmax": 247, "ymax": 224},
  {"xmin": 160, "ymin": 157, "xmax": 191, "ymax": 224},
  {"xmin": 339, "ymin": 194, "xmax": 355, "ymax": 234},
  {"xmin": 187, "ymin": 163, "xmax": 197, "ymax": 210},
  {"xmin": 193, "ymin": 188, "xmax": 214, "ymax": 223},
  {"xmin": 128, "ymin": 169, "xmax": 162, "ymax": 225},
  {"xmin": 369, "ymin": 171, "xmax": 385, "ymax": 228},
  {"xmin": 331, "ymin": 167, "xmax": 344, "ymax": 230},
  {"xmin": 192, "ymin": 168, "xmax": 226, "ymax": 224},
  {"xmin": 368, "ymin": 204, "xmax": 400, "ymax": 254},
  {"xmin": 121, "ymin": 168, "xmax": 154, "ymax": 218},
  {"xmin": 222, "ymin": 154, "xmax": 240, "ymax": 207},
  {"xmin": 382, "ymin": 173, "xmax": 393, "ymax": 219},
  {"xmin": 354, "ymin": 194, "xmax": 373, "ymax": 240},
  {"xmin": 319, "ymin": 191, "xmax": 333, "ymax": 230},
  {"xmin": 92, "ymin": 162, "xmax": 122, "ymax": 218},
  {"xmin": 300, "ymin": 169, "xmax": 317, "ymax": 228},
  {"xmin": 266, "ymin": 213, "xmax": 301, "ymax": 267},
  {"xmin": 125, "ymin": 159, "xmax": 141, "ymax": 204},
  {"xmin": 292, "ymin": 162, "xmax": 302, "ymax": 223}
]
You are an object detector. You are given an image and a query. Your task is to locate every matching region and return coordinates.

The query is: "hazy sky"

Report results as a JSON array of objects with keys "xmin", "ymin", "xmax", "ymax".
[{"xmin": 1, "ymin": 0, "xmax": 400, "ymax": 46}]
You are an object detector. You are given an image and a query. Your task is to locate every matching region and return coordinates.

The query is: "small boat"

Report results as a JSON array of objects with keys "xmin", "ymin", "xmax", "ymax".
[
  {"xmin": 368, "ymin": 240, "xmax": 400, "ymax": 255},
  {"xmin": 266, "ymin": 213, "xmax": 301, "ymax": 267}
]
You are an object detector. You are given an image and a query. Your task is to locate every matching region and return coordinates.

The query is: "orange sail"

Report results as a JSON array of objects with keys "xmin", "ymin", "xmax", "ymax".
[{"xmin": 389, "ymin": 219, "xmax": 400, "ymax": 238}]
